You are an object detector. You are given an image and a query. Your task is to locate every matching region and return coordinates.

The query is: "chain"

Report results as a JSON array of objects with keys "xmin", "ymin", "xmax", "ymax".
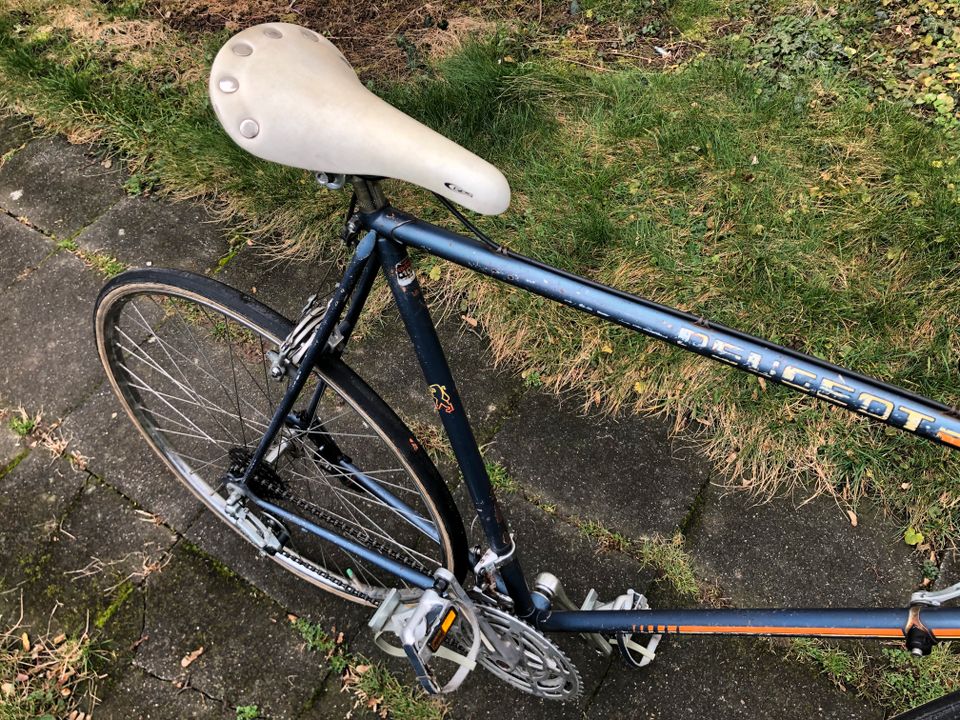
[
  {"xmin": 276, "ymin": 547, "xmax": 374, "ymax": 602},
  {"xmin": 251, "ymin": 471, "xmax": 432, "ymax": 577}
]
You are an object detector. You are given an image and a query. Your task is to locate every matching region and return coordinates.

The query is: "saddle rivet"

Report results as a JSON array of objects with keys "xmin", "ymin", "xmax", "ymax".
[
  {"xmin": 263, "ymin": 28, "xmax": 283, "ymax": 39},
  {"xmin": 239, "ymin": 118, "xmax": 260, "ymax": 138},
  {"xmin": 300, "ymin": 29, "xmax": 319, "ymax": 42},
  {"xmin": 231, "ymin": 42, "xmax": 253, "ymax": 56},
  {"xmin": 218, "ymin": 76, "xmax": 239, "ymax": 93}
]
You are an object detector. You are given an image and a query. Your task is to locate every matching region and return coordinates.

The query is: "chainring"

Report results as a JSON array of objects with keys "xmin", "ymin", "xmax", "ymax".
[{"xmin": 455, "ymin": 604, "xmax": 582, "ymax": 700}]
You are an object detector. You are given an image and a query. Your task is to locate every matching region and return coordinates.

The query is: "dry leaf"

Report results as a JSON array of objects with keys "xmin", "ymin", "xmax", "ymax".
[
  {"xmin": 287, "ymin": 614, "xmax": 299, "ymax": 624},
  {"xmin": 354, "ymin": 664, "xmax": 371, "ymax": 674},
  {"xmin": 180, "ymin": 646, "xmax": 204, "ymax": 668},
  {"xmin": 846, "ymin": 509, "xmax": 858, "ymax": 527},
  {"xmin": 757, "ymin": 376, "xmax": 767, "ymax": 391},
  {"xmin": 53, "ymin": 633, "xmax": 67, "ymax": 645},
  {"xmin": 901, "ymin": 482, "xmax": 912, "ymax": 490},
  {"xmin": 462, "ymin": 315, "xmax": 478, "ymax": 328},
  {"xmin": 600, "ymin": 344, "xmax": 613, "ymax": 354},
  {"xmin": 1, "ymin": 682, "xmax": 14, "ymax": 696},
  {"xmin": 20, "ymin": 633, "xmax": 29, "ymax": 652}
]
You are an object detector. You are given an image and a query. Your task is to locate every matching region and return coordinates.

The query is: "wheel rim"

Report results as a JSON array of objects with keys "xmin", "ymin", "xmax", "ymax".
[{"xmin": 97, "ymin": 283, "xmax": 453, "ymax": 604}]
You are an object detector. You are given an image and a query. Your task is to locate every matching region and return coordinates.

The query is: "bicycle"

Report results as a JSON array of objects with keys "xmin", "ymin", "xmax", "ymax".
[{"xmin": 93, "ymin": 22, "xmax": 960, "ymax": 717}]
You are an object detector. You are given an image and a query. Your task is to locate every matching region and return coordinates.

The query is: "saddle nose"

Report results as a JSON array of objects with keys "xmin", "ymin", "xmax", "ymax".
[{"xmin": 209, "ymin": 22, "xmax": 511, "ymax": 216}]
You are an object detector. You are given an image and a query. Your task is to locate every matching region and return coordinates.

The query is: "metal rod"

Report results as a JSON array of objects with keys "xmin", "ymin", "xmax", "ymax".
[
  {"xmin": 377, "ymin": 234, "xmax": 537, "ymax": 618},
  {"xmin": 538, "ymin": 606, "xmax": 960, "ymax": 639},
  {"xmin": 365, "ymin": 209, "xmax": 960, "ymax": 451},
  {"xmin": 240, "ymin": 231, "xmax": 377, "ymax": 485},
  {"xmin": 249, "ymin": 494, "xmax": 435, "ymax": 590}
]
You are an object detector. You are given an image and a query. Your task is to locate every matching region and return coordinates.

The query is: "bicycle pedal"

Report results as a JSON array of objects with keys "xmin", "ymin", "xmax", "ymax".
[
  {"xmin": 576, "ymin": 587, "xmax": 661, "ymax": 667},
  {"xmin": 368, "ymin": 571, "xmax": 481, "ymax": 695}
]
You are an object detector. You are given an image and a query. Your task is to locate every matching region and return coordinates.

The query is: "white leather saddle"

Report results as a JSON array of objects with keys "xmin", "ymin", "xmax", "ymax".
[{"xmin": 209, "ymin": 23, "xmax": 511, "ymax": 215}]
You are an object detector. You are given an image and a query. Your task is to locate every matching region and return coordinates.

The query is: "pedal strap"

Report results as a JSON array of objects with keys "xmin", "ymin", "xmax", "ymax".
[{"xmin": 373, "ymin": 599, "xmax": 481, "ymax": 694}]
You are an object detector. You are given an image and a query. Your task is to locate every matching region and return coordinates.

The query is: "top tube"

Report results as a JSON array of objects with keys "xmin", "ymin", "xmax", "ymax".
[{"xmin": 363, "ymin": 207, "xmax": 960, "ymax": 453}]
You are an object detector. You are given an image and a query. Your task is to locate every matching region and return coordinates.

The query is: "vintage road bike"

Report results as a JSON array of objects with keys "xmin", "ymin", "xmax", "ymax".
[{"xmin": 93, "ymin": 23, "xmax": 960, "ymax": 717}]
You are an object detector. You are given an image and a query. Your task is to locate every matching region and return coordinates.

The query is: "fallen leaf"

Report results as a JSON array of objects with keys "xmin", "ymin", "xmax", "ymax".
[
  {"xmin": 1, "ymin": 682, "xmax": 14, "ymax": 696},
  {"xmin": 901, "ymin": 482, "xmax": 912, "ymax": 490},
  {"xmin": 20, "ymin": 633, "xmax": 29, "ymax": 652},
  {"xmin": 751, "ymin": 154, "xmax": 759, "ymax": 165},
  {"xmin": 354, "ymin": 664, "xmax": 371, "ymax": 674},
  {"xmin": 287, "ymin": 614, "xmax": 299, "ymax": 624},
  {"xmin": 180, "ymin": 646, "xmax": 204, "ymax": 668},
  {"xmin": 846, "ymin": 510, "xmax": 858, "ymax": 527},
  {"xmin": 600, "ymin": 344, "xmax": 613, "ymax": 354},
  {"xmin": 53, "ymin": 633, "xmax": 66, "ymax": 645},
  {"xmin": 462, "ymin": 315, "xmax": 478, "ymax": 328},
  {"xmin": 757, "ymin": 377, "xmax": 767, "ymax": 391}
]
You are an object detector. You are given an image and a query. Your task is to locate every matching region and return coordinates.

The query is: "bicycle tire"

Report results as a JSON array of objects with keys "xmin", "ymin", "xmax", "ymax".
[
  {"xmin": 891, "ymin": 690, "xmax": 960, "ymax": 720},
  {"xmin": 94, "ymin": 268, "xmax": 468, "ymax": 605}
]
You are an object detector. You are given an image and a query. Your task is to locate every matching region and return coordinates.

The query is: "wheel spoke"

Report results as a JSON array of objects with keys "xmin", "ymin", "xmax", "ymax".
[{"xmin": 97, "ymin": 280, "xmax": 459, "ymax": 605}]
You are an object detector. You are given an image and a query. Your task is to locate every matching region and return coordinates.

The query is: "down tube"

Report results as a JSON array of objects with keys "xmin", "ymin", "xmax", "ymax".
[
  {"xmin": 366, "ymin": 210, "xmax": 960, "ymax": 449},
  {"xmin": 538, "ymin": 606, "xmax": 960, "ymax": 641}
]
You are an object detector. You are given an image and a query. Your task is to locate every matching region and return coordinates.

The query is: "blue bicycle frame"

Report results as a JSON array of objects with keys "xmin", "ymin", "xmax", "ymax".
[{"xmin": 240, "ymin": 181, "xmax": 960, "ymax": 650}]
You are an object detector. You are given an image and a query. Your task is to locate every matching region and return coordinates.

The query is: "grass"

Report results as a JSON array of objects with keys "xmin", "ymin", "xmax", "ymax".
[
  {"xmin": 789, "ymin": 639, "xmax": 960, "ymax": 716},
  {"xmin": 0, "ymin": 618, "xmax": 101, "ymax": 720},
  {"xmin": 2, "ymin": 0, "xmax": 960, "ymax": 549},
  {"xmin": 292, "ymin": 617, "xmax": 447, "ymax": 720},
  {"xmin": 0, "ymin": 1, "xmax": 959, "ymax": 709}
]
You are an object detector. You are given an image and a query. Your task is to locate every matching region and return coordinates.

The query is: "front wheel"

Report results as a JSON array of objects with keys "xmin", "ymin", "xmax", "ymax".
[{"xmin": 94, "ymin": 268, "xmax": 468, "ymax": 605}]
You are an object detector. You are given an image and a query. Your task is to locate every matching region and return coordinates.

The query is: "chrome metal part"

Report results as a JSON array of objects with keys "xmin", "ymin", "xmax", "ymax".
[
  {"xmin": 454, "ymin": 603, "xmax": 582, "ymax": 700},
  {"xmin": 223, "ymin": 483, "xmax": 284, "ymax": 555},
  {"xmin": 369, "ymin": 569, "xmax": 482, "ymax": 695},
  {"xmin": 268, "ymin": 296, "xmax": 344, "ymax": 379},
  {"xmin": 911, "ymin": 580, "xmax": 960, "ymax": 607},
  {"xmin": 582, "ymin": 587, "xmax": 661, "ymax": 667},
  {"xmin": 316, "ymin": 171, "xmax": 346, "ymax": 190},
  {"xmin": 473, "ymin": 535, "xmax": 517, "ymax": 576}
]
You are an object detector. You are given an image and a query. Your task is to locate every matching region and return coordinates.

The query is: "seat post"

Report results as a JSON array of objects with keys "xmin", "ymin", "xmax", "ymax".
[{"xmin": 351, "ymin": 176, "xmax": 389, "ymax": 213}]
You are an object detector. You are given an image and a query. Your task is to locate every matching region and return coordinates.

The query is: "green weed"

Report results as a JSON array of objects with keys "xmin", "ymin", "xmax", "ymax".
[
  {"xmin": 292, "ymin": 617, "xmax": 445, "ymax": 719},
  {"xmin": 790, "ymin": 639, "xmax": 960, "ymax": 715},
  {"xmin": 235, "ymin": 705, "xmax": 260, "ymax": 720}
]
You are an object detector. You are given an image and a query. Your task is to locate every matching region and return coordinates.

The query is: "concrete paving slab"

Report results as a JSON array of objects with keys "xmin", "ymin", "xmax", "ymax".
[
  {"xmin": 95, "ymin": 665, "xmax": 232, "ymax": 719},
  {"xmin": 62, "ymin": 380, "xmax": 202, "ymax": 530},
  {"xmin": 0, "ymin": 115, "xmax": 37, "ymax": 155},
  {"xmin": 0, "ymin": 212, "xmax": 53, "ymax": 289},
  {"xmin": 585, "ymin": 635, "xmax": 880, "ymax": 719},
  {"xmin": 48, "ymin": 480, "xmax": 178, "ymax": 626},
  {"xmin": 0, "ymin": 422, "xmax": 23, "ymax": 465},
  {"xmin": 0, "ymin": 451, "xmax": 85, "ymax": 625},
  {"xmin": 486, "ymin": 391, "xmax": 711, "ymax": 539},
  {"xmin": 134, "ymin": 544, "xmax": 330, "ymax": 720},
  {"xmin": 184, "ymin": 511, "xmax": 371, "ymax": 635},
  {"xmin": 0, "ymin": 137, "xmax": 125, "ymax": 236},
  {"xmin": 0, "ymin": 251, "xmax": 105, "ymax": 417},
  {"xmin": 0, "ymin": 471, "xmax": 175, "ymax": 647},
  {"xmin": 686, "ymin": 485, "xmax": 920, "ymax": 607},
  {"xmin": 297, "ymin": 671, "xmax": 370, "ymax": 720},
  {"xmin": 75, "ymin": 195, "xmax": 230, "ymax": 272}
]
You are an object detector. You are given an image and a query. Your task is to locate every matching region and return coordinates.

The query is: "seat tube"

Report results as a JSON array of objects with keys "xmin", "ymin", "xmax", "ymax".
[{"xmin": 377, "ymin": 235, "xmax": 535, "ymax": 617}]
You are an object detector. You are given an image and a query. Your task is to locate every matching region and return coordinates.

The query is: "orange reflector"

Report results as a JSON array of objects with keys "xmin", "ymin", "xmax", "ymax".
[{"xmin": 441, "ymin": 609, "xmax": 457, "ymax": 633}]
